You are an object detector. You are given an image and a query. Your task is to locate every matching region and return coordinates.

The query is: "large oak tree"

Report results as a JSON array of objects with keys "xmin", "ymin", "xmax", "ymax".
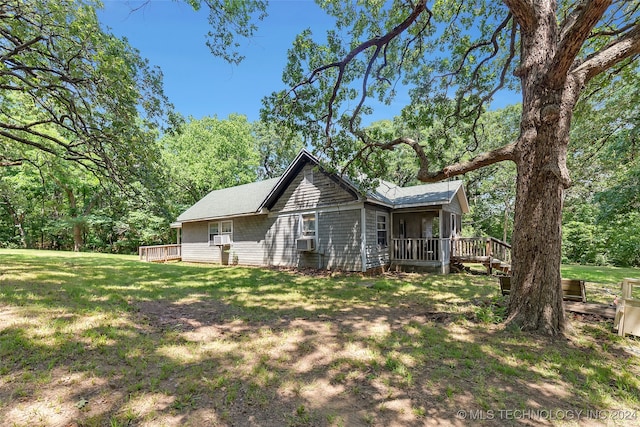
[{"xmin": 201, "ymin": 0, "xmax": 640, "ymax": 335}]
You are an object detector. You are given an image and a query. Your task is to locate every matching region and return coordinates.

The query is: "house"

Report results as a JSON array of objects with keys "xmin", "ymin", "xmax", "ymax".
[{"xmin": 169, "ymin": 150, "xmax": 469, "ymax": 274}]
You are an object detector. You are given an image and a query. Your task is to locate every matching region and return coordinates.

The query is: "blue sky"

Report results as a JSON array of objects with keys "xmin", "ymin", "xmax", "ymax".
[
  {"xmin": 98, "ymin": 1, "xmax": 344, "ymax": 122},
  {"xmin": 98, "ymin": 1, "xmax": 518, "ymax": 123}
]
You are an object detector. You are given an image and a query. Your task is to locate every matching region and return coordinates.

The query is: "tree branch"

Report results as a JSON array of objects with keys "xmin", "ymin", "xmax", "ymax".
[
  {"xmin": 552, "ymin": 0, "xmax": 612, "ymax": 85},
  {"xmin": 503, "ymin": 0, "xmax": 536, "ymax": 32},
  {"xmin": 289, "ymin": 0, "xmax": 429, "ymax": 141},
  {"xmin": 573, "ymin": 23, "xmax": 640, "ymax": 82},
  {"xmin": 0, "ymin": 157, "xmax": 23, "ymax": 167},
  {"xmin": 418, "ymin": 143, "xmax": 516, "ymax": 182}
]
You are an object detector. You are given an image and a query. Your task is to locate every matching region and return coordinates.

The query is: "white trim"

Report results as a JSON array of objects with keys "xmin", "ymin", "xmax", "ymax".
[
  {"xmin": 376, "ymin": 212, "xmax": 389, "ymax": 248},
  {"xmin": 268, "ymin": 202, "xmax": 364, "ymax": 218},
  {"xmin": 389, "ymin": 210, "xmax": 394, "ymax": 266},
  {"xmin": 300, "ymin": 212, "xmax": 317, "ymax": 238}
]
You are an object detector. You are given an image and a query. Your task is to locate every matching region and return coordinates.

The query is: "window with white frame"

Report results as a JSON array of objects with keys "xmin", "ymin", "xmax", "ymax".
[
  {"xmin": 209, "ymin": 220, "xmax": 233, "ymax": 244},
  {"xmin": 301, "ymin": 213, "xmax": 316, "ymax": 237},
  {"xmin": 377, "ymin": 213, "xmax": 388, "ymax": 247}
]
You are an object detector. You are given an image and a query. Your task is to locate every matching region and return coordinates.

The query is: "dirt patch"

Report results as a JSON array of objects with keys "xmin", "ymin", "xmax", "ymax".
[{"xmin": 2, "ymin": 294, "xmax": 637, "ymax": 427}]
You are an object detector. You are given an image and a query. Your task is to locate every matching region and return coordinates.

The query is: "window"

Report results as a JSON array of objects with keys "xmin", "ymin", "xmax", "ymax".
[
  {"xmin": 208, "ymin": 222, "xmax": 219, "ymax": 242},
  {"xmin": 301, "ymin": 213, "xmax": 316, "ymax": 237},
  {"xmin": 451, "ymin": 213, "xmax": 457, "ymax": 237},
  {"xmin": 377, "ymin": 214, "xmax": 388, "ymax": 247},
  {"xmin": 221, "ymin": 220, "xmax": 233, "ymax": 235},
  {"xmin": 209, "ymin": 220, "xmax": 233, "ymax": 245}
]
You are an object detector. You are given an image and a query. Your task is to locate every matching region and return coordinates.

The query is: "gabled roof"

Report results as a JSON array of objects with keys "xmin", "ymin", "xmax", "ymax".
[
  {"xmin": 174, "ymin": 149, "xmax": 469, "ymax": 225},
  {"xmin": 258, "ymin": 149, "xmax": 360, "ymax": 211}
]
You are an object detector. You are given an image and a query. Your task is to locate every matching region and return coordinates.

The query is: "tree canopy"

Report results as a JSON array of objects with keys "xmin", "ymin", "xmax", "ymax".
[
  {"xmin": 204, "ymin": 0, "xmax": 640, "ymax": 335},
  {"xmin": 0, "ymin": 0, "xmax": 175, "ymax": 183}
]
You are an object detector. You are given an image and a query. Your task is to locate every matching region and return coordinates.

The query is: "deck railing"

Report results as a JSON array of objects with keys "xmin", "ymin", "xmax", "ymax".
[
  {"xmin": 392, "ymin": 238, "xmax": 450, "ymax": 262},
  {"xmin": 139, "ymin": 244, "xmax": 181, "ymax": 262},
  {"xmin": 451, "ymin": 237, "xmax": 511, "ymax": 263},
  {"xmin": 392, "ymin": 236, "xmax": 511, "ymax": 266}
]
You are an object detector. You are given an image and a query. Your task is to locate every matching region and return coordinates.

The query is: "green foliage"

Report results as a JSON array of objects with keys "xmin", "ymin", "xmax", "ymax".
[
  {"xmin": 0, "ymin": 0, "xmax": 174, "ymax": 183},
  {"xmin": 187, "ymin": 0, "xmax": 267, "ymax": 65},
  {"xmin": 562, "ymin": 75, "xmax": 640, "ymax": 267},
  {"xmin": 0, "ymin": 154, "xmax": 173, "ymax": 253},
  {"xmin": 252, "ymin": 121, "xmax": 305, "ymax": 179},
  {"xmin": 261, "ymin": 0, "xmax": 519, "ymax": 163},
  {"xmin": 161, "ymin": 115, "xmax": 260, "ymax": 206}
]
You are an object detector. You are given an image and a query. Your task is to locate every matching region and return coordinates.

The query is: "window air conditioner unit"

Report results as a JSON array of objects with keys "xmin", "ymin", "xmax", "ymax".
[
  {"xmin": 213, "ymin": 234, "xmax": 231, "ymax": 246},
  {"xmin": 296, "ymin": 237, "xmax": 315, "ymax": 252}
]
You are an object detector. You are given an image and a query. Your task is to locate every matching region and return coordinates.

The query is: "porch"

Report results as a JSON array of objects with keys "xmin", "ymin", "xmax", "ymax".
[
  {"xmin": 390, "ymin": 237, "xmax": 453, "ymax": 273},
  {"xmin": 390, "ymin": 236, "xmax": 512, "ymax": 274},
  {"xmin": 388, "ymin": 209, "xmax": 460, "ymax": 273}
]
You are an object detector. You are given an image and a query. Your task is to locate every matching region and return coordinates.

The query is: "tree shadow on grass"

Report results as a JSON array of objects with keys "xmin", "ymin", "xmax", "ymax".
[{"xmin": 1, "ymin": 251, "xmax": 639, "ymax": 426}]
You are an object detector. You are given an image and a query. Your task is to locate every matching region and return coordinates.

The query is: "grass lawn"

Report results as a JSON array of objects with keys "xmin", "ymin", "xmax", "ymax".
[{"xmin": 1, "ymin": 249, "xmax": 639, "ymax": 426}]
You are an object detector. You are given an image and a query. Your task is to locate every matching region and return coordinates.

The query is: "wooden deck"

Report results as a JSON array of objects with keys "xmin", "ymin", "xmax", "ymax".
[
  {"xmin": 565, "ymin": 301, "xmax": 616, "ymax": 319},
  {"xmin": 139, "ymin": 244, "xmax": 181, "ymax": 262},
  {"xmin": 451, "ymin": 237, "xmax": 512, "ymax": 274}
]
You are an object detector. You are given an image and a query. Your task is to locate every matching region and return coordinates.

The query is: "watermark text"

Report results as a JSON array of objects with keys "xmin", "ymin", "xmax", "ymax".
[{"xmin": 456, "ymin": 409, "xmax": 637, "ymax": 421}]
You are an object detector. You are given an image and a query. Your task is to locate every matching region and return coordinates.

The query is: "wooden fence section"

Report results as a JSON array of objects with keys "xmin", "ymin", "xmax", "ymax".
[{"xmin": 139, "ymin": 244, "xmax": 181, "ymax": 262}]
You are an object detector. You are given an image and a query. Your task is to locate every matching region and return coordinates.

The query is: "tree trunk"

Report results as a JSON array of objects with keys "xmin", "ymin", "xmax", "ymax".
[
  {"xmin": 3, "ymin": 199, "xmax": 28, "ymax": 248},
  {"xmin": 73, "ymin": 221, "xmax": 83, "ymax": 252},
  {"xmin": 507, "ymin": 142, "xmax": 567, "ymax": 334},
  {"xmin": 505, "ymin": 6, "xmax": 577, "ymax": 335}
]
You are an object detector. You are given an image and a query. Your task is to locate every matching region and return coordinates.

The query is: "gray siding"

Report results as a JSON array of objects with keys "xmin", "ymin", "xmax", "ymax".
[
  {"xmin": 364, "ymin": 207, "xmax": 390, "ymax": 270},
  {"xmin": 447, "ymin": 194, "xmax": 463, "ymax": 215},
  {"xmin": 264, "ymin": 214, "xmax": 315, "ymax": 268},
  {"xmin": 317, "ymin": 209, "xmax": 362, "ymax": 271},
  {"xmin": 230, "ymin": 215, "xmax": 273, "ymax": 266},
  {"xmin": 181, "ymin": 208, "xmax": 364, "ymax": 271},
  {"xmin": 272, "ymin": 164, "xmax": 357, "ymax": 213},
  {"xmin": 181, "ymin": 221, "xmax": 222, "ymax": 263}
]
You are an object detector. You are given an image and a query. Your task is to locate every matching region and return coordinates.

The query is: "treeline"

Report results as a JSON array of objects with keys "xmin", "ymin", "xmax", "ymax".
[
  {"xmin": 0, "ymin": 115, "xmax": 302, "ymax": 254},
  {"xmin": 1, "ymin": 1, "xmax": 638, "ymax": 265},
  {"xmin": 2, "ymin": 99, "xmax": 639, "ymax": 267}
]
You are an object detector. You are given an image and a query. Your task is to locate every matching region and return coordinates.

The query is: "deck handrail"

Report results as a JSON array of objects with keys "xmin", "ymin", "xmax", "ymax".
[
  {"xmin": 451, "ymin": 237, "xmax": 511, "ymax": 263},
  {"xmin": 139, "ymin": 244, "xmax": 182, "ymax": 262}
]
